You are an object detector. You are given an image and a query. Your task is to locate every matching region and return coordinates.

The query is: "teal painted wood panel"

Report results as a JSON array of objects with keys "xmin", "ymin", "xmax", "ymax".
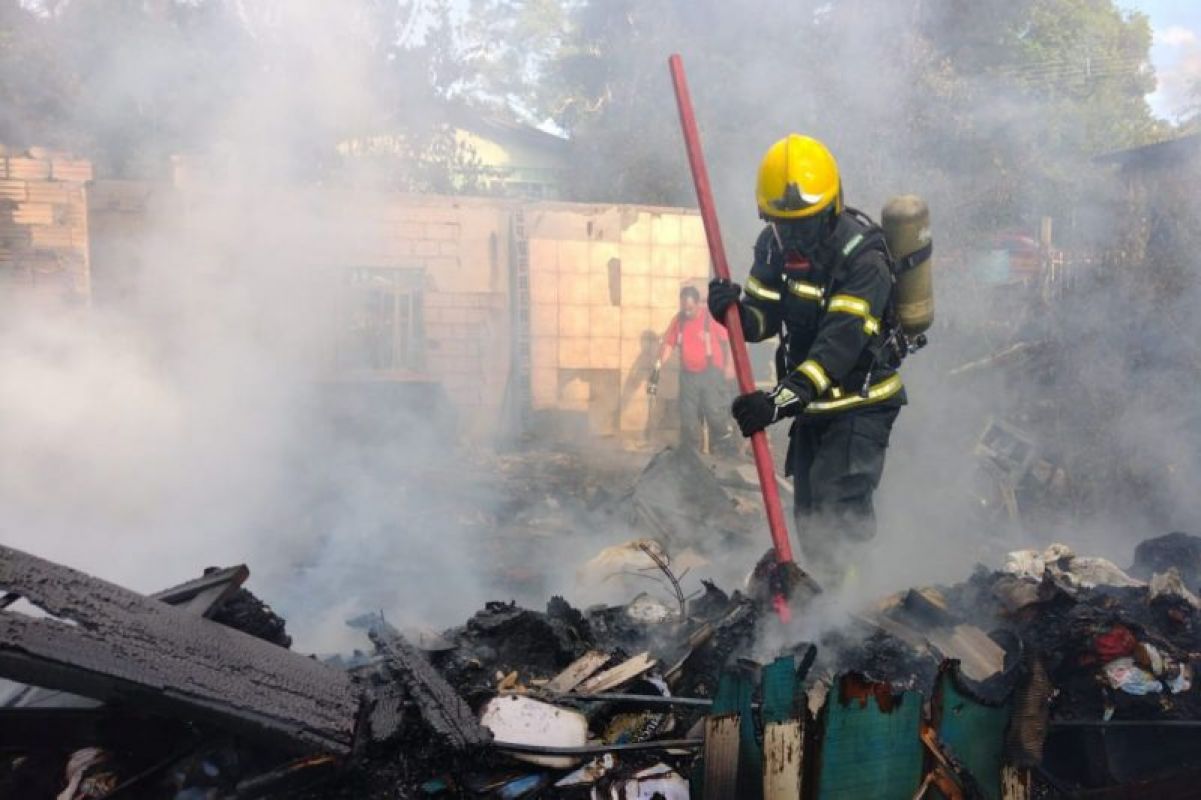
[
  {"xmin": 934, "ymin": 668, "xmax": 1012, "ymax": 800},
  {"xmin": 816, "ymin": 679, "xmax": 924, "ymax": 800}
]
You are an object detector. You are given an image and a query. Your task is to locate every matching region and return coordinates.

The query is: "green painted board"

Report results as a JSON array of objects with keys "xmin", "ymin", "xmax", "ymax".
[
  {"xmin": 816, "ymin": 677, "xmax": 923, "ymax": 800},
  {"xmin": 762, "ymin": 656, "xmax": 798, "ymax": 725},
  {"xmin": 934, "ymin": 667, "xmax": 1012, "ymax": 800}
]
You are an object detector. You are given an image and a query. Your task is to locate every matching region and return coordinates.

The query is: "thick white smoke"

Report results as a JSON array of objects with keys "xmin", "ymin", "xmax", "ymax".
[{"xmin": 0, "ymin": 0, "xmax": 1195, "ymax": 655}]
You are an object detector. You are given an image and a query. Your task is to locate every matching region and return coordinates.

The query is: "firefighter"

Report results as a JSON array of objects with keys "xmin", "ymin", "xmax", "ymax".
[
  {"xmin": 708, "ymin": 134, "xmax": 906, "ymax": 584},
  {"xmin": 649, "ymin": 285, "xmax": 737, "ymax": 454}
]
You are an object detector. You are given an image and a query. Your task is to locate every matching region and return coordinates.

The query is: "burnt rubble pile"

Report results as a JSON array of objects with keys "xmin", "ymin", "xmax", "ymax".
[
  {"xmin": 317, "ymin": 583, "xmax": 759, "ymax": 800},
  {"xmin": 6, "ymin": 534, "xmax": 1201, "ymax": 798}
]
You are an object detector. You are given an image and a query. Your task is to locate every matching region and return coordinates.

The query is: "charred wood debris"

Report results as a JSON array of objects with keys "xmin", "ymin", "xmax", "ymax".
[{"xmin": 5, "ymin": 452, "xmax": 1201, "ymax": 798}]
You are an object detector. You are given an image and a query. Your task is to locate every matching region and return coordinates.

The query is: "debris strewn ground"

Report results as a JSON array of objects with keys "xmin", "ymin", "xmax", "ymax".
[{"xmin": 6, "ymin": 523, "xmax": 1201, "ymax": 798}]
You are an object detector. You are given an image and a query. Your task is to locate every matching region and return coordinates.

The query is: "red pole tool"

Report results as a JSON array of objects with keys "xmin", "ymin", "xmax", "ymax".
[{"xmin": 668, "ymin": 54, "xmax": 795, "ymax": 622}]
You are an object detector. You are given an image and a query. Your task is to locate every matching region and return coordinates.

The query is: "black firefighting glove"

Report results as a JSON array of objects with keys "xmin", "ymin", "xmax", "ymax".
[
  {"xmin": 731, "ymin": 376, "xmax": 814, "ymax": 437},
  {"xmin": 707, "ymin": 278, "xmax": 741, "ymax": 324}
]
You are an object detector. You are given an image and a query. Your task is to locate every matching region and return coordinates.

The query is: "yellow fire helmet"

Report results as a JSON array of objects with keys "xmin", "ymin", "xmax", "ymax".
[{"xmin": 755, "ymin": 134, "xmax": 843, "ymax": 220}]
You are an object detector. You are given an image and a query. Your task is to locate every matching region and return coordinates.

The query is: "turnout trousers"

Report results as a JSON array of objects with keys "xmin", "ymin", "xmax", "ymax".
[{"xmin": 787, "ymin": 404, "xmax": 900, "ymax": 578}]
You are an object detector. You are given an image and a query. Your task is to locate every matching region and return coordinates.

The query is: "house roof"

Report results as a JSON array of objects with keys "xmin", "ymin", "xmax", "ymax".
[
  {"xmin": 446, "ymin": 106, "xmax": 570, "ymax": 154},
  {"xmin": 1094, "ymin": 132, "xmax": 1201, "ymax": 168}
]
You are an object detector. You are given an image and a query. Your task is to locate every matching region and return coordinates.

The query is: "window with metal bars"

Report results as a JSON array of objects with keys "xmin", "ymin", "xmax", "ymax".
[{"xmin": 337, "ymin": 267, "xmax": 425, "ymax": 372}]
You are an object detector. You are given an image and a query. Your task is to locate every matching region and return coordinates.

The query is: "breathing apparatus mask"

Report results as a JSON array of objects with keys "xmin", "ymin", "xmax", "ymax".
[{"xmin": 768, "ymin": 207, "xmax": 837, "ymax": 258}]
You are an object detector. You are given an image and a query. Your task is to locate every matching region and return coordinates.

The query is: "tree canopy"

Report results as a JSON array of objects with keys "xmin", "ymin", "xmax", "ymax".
[
  {"xmin": 0, "ymin": 0, "xmax": 478, "ymax": 189},
  {"xmin": 469, "ymin": 0, "xmax": 1170, "ymax": 244},
  {"xmin": 0, "ymin": 0, "xmax": 1182, "ymax": 240}
]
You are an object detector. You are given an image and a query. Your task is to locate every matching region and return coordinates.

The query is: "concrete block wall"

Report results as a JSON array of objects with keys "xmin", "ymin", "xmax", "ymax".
[
  {"xmin": 525, "ymin": 203, "xmax": 712, "ymax": 438},
  {"xmin": 329, "ymin": 195, "xmax": 513, "ymax": 439},
  {"xmin": 87, "ymin": 184, "xmax": 514, "ymax": 440},
  {"xmin": 0, "ymin": 147, "xmax": 93, "ymax": 307},
  {"xmin": 82, "ymin": 175, "xmax": 713, "ymax": 444}
]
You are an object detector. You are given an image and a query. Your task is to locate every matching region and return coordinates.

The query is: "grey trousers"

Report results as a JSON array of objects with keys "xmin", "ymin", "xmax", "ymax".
[
  {"xmin": 787, "ymin": 405, "xmax": 900, "ymax": 574},
  {"xmin": 679, "ymin": 367, "xmax": 732, "ymax": 451}
]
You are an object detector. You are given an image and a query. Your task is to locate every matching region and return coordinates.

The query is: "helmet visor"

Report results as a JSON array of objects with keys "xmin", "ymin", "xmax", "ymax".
[{"xmin": 770, "ymin": 213, "xmax": 830, "ymax": 256}]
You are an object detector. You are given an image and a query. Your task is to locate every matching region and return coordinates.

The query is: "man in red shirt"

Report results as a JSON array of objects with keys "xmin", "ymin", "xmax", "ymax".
[{"xmin": 649, "ymin": 285, "xmax": 736, "ymax": 453}]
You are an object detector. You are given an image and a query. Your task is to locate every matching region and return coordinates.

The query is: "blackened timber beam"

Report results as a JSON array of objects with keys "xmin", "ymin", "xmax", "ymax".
[
  {"xmin": 0, "ymin": 545, "xmax": 360, "ymax": 755},
  {"xmin": 1, "ymin": 565, "xmax": 253, "ymax": 713},
  {"xmin": 152, "ymin": 564, "xmax": 250, "ymax": 617},
  {"xmin": 369, "ymin": 624, "xmax": 491, "ymax": 750}
]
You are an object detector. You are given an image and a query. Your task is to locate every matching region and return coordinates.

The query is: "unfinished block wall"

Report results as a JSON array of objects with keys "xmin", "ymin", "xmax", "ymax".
[
  {"xmin": 367, "ymin": 197, "xmax": 511, "ymax": 436},
  {"xmin": 87, "ymin": 186, "xmax": 514, "ymax": 440},
  {"xmin": 524, "ymin": 204, "xmax": 712, "ymax": 438},
  {"xmin": 236, "ymin": 190, "xmax": 515, "ymax": 441},
  {"xmin": 84, "ymin": 180, "xmax": 714, "ymax": 444},
  {"xmin": 0, "ymin": 147, "xmax": 93, "ymax": 306}
]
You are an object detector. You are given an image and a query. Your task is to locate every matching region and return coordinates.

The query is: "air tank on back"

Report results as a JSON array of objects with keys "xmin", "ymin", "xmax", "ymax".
[{"xmin": 881, "ymin": 195, "xmax": 934, "ymax": 336}]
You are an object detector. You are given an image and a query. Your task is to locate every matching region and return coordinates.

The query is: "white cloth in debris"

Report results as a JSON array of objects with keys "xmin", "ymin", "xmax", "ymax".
[
  {"xmin": 1104, "ymin": 657, "xmax": 1164, "ymax": 695},
  {"xmin": 626, "ymin": 593, "xmax": 674, "ymax": 623},
  {"xmin": 1003, "ymin": 549, "xmax": 1047, "ymax": 581},
  {"xmin": 1003, "ymin": 543, "xmax": 1144, "ymax": 589},
  {"xmin": 1103, "ymin": 649, "xmax": 1193, "ymax": 696},
  {"xmin": 1149, "ymin": 568, "xmax": 1201, "ymax": 609},
  {"xmin": 56, "ymin": 748, "xmax": 109, "ymax": 800}
]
